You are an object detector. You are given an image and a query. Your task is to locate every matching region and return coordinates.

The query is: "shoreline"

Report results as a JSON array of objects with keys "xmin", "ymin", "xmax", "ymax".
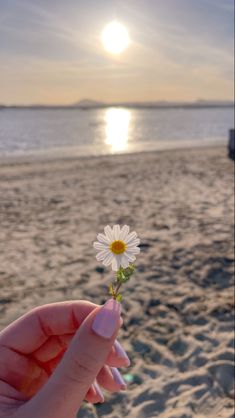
[{"xmin": 0, "ymin": 140, "xmax": 227, "ymax": 169}]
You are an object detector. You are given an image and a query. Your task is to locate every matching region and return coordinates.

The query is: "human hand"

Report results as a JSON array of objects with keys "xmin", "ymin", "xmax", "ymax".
[{"xmin": 0, "ymin": 300, "xmax": 129, "ymax": 418}]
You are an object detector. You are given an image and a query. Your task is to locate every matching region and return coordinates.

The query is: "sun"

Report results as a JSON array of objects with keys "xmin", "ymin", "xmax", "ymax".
[{"xmin": 102, "ymin": 21, "xmax": 130, "ymax": 55}]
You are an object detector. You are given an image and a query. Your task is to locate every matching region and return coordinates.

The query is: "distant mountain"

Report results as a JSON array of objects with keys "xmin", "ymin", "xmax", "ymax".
[
  {"xmin": 71, "ymin": 99, "xmax": 234, "ymax": 109},
  {"xmin": 72, "ymin": 99, "xmax": 104, "ymax": 108},
  {"xmin": 1, "ymin": 99, "xmax": 234, "ymax": 110},
  {"xmin": 195, "ymin": 99, "xmax": 234, "ymax": 106}
]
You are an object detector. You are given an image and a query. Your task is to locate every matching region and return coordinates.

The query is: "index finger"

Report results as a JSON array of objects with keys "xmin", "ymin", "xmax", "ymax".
[{"xmin": 0, "ymin": 301, "xmax": 98, "ymax": 354}]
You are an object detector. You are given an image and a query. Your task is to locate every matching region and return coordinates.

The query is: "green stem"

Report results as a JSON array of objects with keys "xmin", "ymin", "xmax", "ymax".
[{"xmin": 113, "ymin": 281, "xmax": 122, "ymax": 300}]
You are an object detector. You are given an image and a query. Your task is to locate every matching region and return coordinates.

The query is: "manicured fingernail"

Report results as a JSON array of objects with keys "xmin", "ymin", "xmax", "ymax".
[
  {"xmin": 110, "ymin": 367, "xmax": 127, "ymax": 390},
  {"xmin": 114, "ymin": 340, "xmax": 131, "ymax": 366},
  {"xmin": 89, "ymin": 383, "xmax": 97, "ymax": 397},
  {"xmin": 93, "ymin": 381, "xmax": 104, "ymax": 402},
  {"xmin": 92, "ymin": 299, "xmax": 121, "ymax": 339}
]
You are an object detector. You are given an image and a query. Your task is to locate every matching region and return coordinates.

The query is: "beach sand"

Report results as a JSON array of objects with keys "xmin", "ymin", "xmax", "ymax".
[{"xmin": 0, "ymin": 146, "xmax": 234, "ymax": 418}]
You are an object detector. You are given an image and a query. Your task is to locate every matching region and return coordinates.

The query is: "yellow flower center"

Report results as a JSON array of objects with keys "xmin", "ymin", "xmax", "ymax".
[{"xmin": 110, "ymin": 240, "xmax": 126, "ymax": 255}]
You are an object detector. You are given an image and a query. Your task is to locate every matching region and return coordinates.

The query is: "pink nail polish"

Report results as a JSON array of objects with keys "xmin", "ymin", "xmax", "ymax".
[
  {"xmin": 92, "ymin": 299, "xmax": 121, "ymax": 339},
  {"xmin": 114, "ymin": 340, "xmax": 131, "ymax": 366},
  {"xmin": 110, "ymin": 367, "xmax": 127, "ymax": 389},
  {"xmin": 93, "ymin": 381, "xmax": 105, "ymax": 402}
]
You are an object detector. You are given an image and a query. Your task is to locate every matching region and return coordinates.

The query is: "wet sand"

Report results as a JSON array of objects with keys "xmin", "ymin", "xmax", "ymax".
[{"xmin": 0, "ymin": 146, "xmax": 234, "ymax": 418}]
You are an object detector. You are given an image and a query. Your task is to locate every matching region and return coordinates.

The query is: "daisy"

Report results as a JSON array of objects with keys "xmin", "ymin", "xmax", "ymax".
[{"xmin": 93, "ymin": 225, "xmax": 140, "ymax": 271}]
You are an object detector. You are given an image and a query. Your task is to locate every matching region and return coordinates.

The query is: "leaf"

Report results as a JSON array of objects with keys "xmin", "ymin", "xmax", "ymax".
[
  {"xmin": 116, "ymin": 264, "xmax": 135, "ymax": 283},
  {"xmin": 109, "ymin": 283, "xmax": 115, "ymax": 296},
  {"xmin": 116, "ymin": 293, "xmax": 123, "ymax": 302}
]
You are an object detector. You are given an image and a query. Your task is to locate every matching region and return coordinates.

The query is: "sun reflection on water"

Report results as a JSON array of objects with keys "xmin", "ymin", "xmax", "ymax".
[{"xmin": 105, "ymin": 108, "xmax": 131, "ymax": 153}]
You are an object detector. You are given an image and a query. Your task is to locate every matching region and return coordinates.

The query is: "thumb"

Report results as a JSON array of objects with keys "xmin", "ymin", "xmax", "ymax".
[{"xmin": 21, "ymin": 299, "xmax": 122, "ymax": 418}]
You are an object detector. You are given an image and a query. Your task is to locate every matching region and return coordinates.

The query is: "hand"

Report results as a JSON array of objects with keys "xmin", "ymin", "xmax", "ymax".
[{"xmin": 0, "ymin": 300, "xmax": 129, "ymax": 418}]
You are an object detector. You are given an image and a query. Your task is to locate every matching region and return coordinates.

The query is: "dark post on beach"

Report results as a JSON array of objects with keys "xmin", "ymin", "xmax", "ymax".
[{"xmin": 228, "ymin": 128, "xmax": 235, "ymax": 160}]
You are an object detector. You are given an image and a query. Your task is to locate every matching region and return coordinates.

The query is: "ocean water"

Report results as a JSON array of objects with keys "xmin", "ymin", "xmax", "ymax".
[{"xmin": 0, "ymin": 107, "xmax": 233, "ymax": 158}]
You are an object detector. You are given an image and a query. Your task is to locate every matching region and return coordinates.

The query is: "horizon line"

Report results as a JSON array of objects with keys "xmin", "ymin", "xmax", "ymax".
[{"xmin": 0, "ymin": 99, "xmax": 234, "ymax": 109}]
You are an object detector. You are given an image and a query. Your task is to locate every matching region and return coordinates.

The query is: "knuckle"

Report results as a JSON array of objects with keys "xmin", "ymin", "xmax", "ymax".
[{"xmin": 64, "ymin": 350, "xmax": 97, "ymax": 385}]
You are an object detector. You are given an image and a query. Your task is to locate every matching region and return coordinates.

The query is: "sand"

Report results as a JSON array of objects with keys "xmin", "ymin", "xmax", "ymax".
[{"xmin": 0, "ymin": 146, "xmax": 234, "ymax": 418}]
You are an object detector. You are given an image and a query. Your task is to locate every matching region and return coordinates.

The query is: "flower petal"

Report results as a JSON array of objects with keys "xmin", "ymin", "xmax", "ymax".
[
  {"xmin": 119, "ymin": 225, "xmax": 130, "ymax": 241},
  {"xmin": 97, "ymin": 233, "xmax": 110, "ymax": 245},
  {"xmin": 103, "ymin": 252, "xmax": 114, "ymax": 266},
  {"xmin": 96, "ymin": 250, "xmax": 109, "ymax": 261},
  {"xmin": 126, "ymin": 238, "xmax": 140, "ymax": 248},
  {"xmin": 111, "ymin": 255, "xmax": 122, "ymax": 271},
  {"xmin": 93, "ymin": 241, "xmax": 106, "ymax": 251},
  {"xmin": 111, "ymin": 257, "xmax": 118, "ymax": 271},
  {"xmin": 113, "ymin": 225, "xmax": 121, "ymax": 240},
  {"xmin": 120, "ymin": 254, "xmax": 130, "ymax": 269},
  {"xmin": 125, "ymin": 252, "xmax": 136, "ymax": 262},
  {"xmin": 126, "ymin": 246, "xmax": 140, "ymax": 255},
  {"xmin": 104, "ymin": 225, "xmax": 114, "ymax": 242},
  {"xmin": 125, "ymin": 231, "xmax": 137, "ymax": 244}
]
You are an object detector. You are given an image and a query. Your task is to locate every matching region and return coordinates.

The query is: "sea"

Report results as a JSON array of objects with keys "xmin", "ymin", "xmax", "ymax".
[{"xmin": 0, "ymin": 107, "xmax": 234, "ymax": 159}]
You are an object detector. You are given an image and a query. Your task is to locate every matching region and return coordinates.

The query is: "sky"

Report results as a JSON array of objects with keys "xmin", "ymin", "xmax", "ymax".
[{"xmin": 0, "ymin": 0, "xmax": 234, "ymax": 105}]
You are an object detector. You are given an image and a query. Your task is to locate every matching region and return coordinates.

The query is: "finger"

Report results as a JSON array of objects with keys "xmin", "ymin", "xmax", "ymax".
[
  {"xmin": 33, "ymin": 335, "xmax": 68, "ymax": 363},
  {"xmin": 0, "ymin": 316, "xmax": 128, "ymax": 397},
  {"xmin": 85, "ymin": 381, "xmax": 104, "ymax": 404},
  {"xmin": 0, "ymin": 380, "xmax": 28, "ymax": 402},
  {"xmin": 106, "ymin": 340, "xmax": 130, "ymax": 367},
  {"xmin": 0, "ymin": 345, "xmax": 48, "ymax": 397},
  {"xmin": 33, "ymin": 335, "xmax": 130, "ymax": 368},
  {"xmin": 44, "ymin": 339, "xmax": 130, "ymax": 376},
  {"xmin": 0, "ymin": 301, "xmax": 98, "ymax": 354},
  {"xmin": 85, "ymin": 384, "xmax": 97, "ymax": 403},
  {"xmin": 97, "ymin": 366, "xmax": 127, "ymax": 393},
  {"xmin": 19, "ymin": 299, "xmax": 122, "ymax": 418}
]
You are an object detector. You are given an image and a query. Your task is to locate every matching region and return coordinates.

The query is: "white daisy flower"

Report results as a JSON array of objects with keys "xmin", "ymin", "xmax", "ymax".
[{"xmin": 93, "ymin": 225, "xmax": 140, "ymax": 271}]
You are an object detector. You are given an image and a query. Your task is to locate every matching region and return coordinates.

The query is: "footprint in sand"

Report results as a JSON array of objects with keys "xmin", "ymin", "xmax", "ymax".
[{"xmin": 208, "ymin": 361, "xmax": 234, "ymax": 397}]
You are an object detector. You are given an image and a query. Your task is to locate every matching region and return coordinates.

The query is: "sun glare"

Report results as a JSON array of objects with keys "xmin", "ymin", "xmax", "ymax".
[
  {"xmin": 105, "ymin": 108, "xmax": 131, "ymax": 152},
  {"xmin": 102, "ymin": 21, "xmax": 130, "ymax": 55}
]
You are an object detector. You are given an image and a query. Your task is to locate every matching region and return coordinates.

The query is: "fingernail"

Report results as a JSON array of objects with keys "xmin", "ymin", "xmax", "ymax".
[
  {"xmin": 110, "ymin": 367, "xmax": 127, "ymax": 390},
  {"xmin": 114, "ymin": 340, "xmax": 131, "ymax": 366},
  {"xmin": 89, "ymin": 384, "xmax": 96, "ymax": 396},
  {"xmin": 92, "ymin": 299, "xmax": 121, "ymax": 339},
  {"xmin": 93, "ymin": 381, "xmax": 104, "ymax": 402}
]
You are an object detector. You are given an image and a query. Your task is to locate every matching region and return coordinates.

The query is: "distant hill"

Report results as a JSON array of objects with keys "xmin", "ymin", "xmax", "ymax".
[
  {"xmin": 72, "ymin": 99, "xmax": 104, "ymax": 108},
  {"xmin": 1, "ymin": 99, "xmax": 234, "ymax": 110},
  {"xmin": 71, "ymin": 99, "xmax": 234, "ymax": 109},
  {"xmin": 195, "ymin": 99, "xmax": 235, "ymax": 107}
]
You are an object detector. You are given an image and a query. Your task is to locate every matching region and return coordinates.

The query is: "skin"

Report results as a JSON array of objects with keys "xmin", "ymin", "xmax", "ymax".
[{"xmin": 0, "ymin": 301, "xmax": 128, "ymax": 418}]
